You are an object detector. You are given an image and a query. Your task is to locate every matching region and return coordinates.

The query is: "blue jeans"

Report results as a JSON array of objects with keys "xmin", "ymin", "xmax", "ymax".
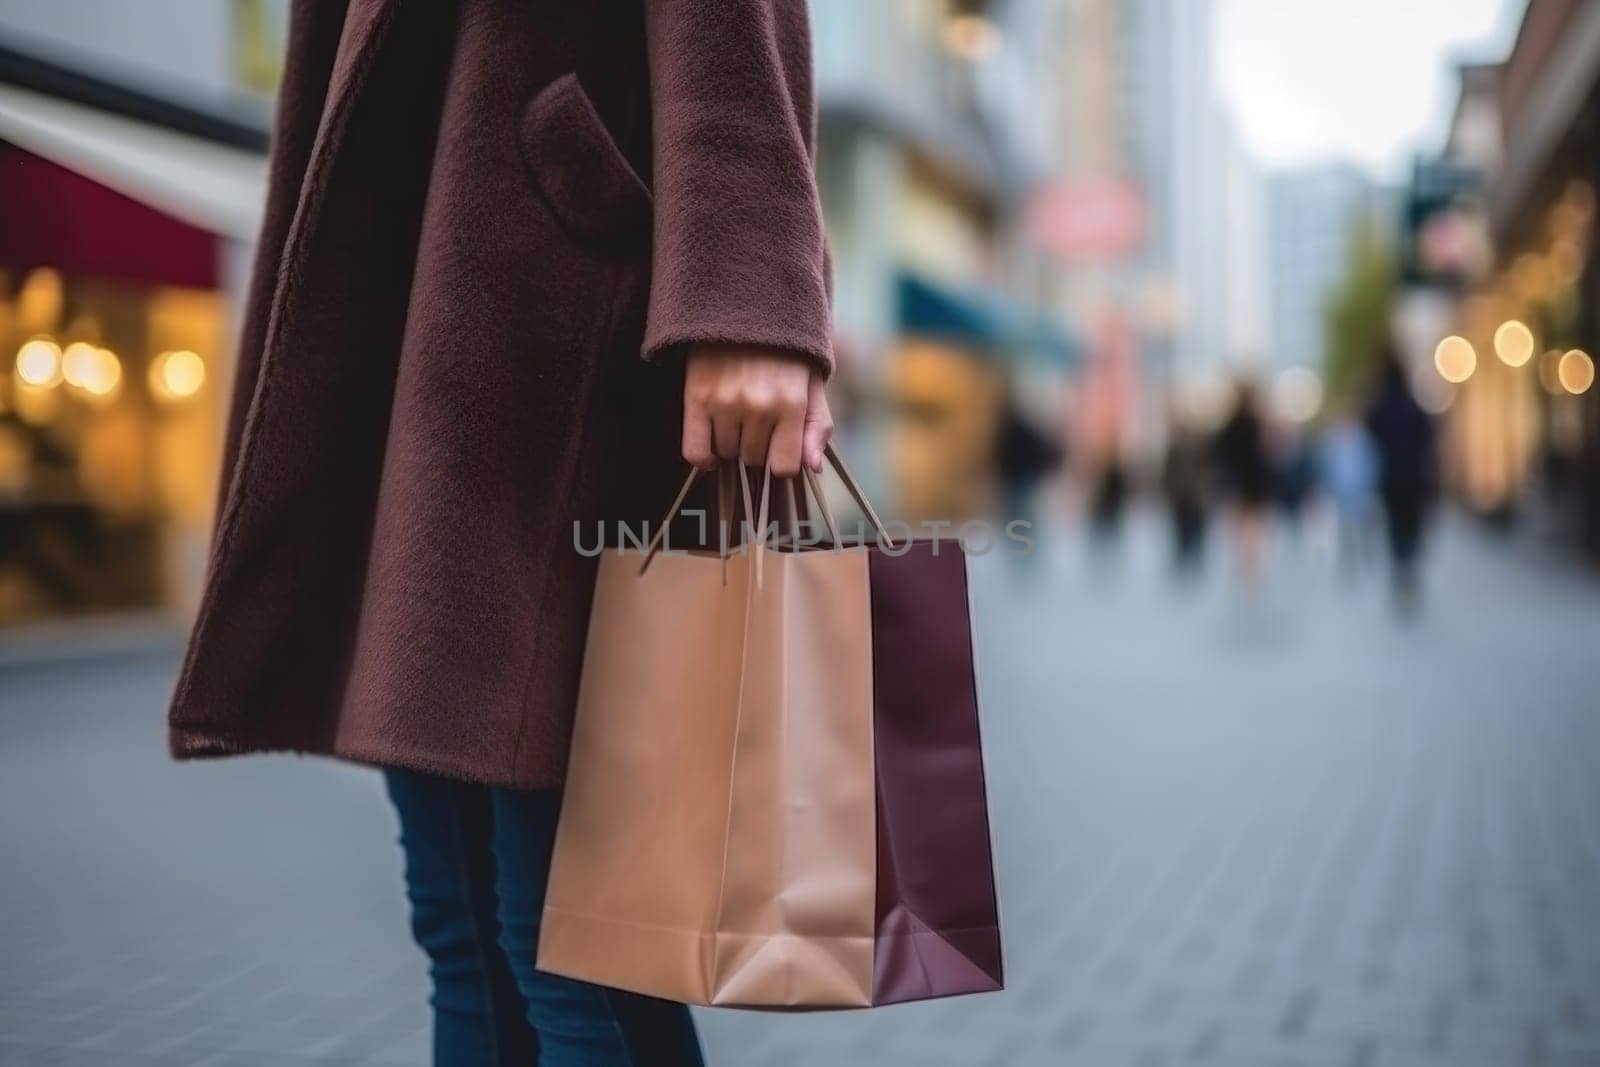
[{"xmin": 384, "ymin": 769, "xmax": 704, "ymax": 1066}]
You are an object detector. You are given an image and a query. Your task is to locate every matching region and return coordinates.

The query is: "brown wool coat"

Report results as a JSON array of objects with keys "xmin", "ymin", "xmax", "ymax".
[{"xmin": 168, "ymin": 0, "xmax": 832, "ymax": 788}]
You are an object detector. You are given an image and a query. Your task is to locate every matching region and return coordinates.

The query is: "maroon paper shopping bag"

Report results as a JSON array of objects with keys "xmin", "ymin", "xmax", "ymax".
[{"xmin": 867, "ymin": 541, "xmax": 1004, "ymax": 1003}]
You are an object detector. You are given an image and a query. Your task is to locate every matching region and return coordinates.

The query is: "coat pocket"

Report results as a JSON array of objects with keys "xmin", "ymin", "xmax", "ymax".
[{"xmin": 519, "ymin": 73, "xmax": 652, "ymax": 247}]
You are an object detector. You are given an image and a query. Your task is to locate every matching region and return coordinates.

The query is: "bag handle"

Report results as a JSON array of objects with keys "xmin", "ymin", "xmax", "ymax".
[
  {"xmin": 821, "ymin": 442, "xmax": 890, "ymax": 546},
  {"xmin": 802, "ymin": 465, "xmax": 839, "ymax": 544},
  {"xmin": 638, "ymin": 442, "xmax": 892, "ymax": 576}
]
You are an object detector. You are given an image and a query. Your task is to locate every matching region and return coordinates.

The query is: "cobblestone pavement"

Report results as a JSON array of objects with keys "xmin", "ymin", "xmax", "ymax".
[{"xmin": 3, "ymin": 516, "xmax": 1600, "ymax": 1066}]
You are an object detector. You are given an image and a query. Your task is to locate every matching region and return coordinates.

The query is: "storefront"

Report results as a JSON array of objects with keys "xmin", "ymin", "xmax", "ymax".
[
  {"xmin": 1480, "ymin": 0, "xmax": 1600, "ymax": 553},
  {"xmin": 890, "ymin": 272, "xmax": 1075, "ymax": 523},
  {"xmin": 0, "ymin": 48, "xmax": 266, "ymax": 625},
  {"xmin": 1444, "ymin": 184, "xmax": 1593, "ymax": 520}
]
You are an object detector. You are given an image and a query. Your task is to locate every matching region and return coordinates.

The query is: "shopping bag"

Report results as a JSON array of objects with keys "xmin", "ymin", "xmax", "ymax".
[{"xmin": 538, "ymin": 446, "xmax": 1001, "ymax": 1008}]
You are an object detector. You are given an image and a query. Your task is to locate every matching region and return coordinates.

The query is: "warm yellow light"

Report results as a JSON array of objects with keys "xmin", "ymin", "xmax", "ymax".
[
  {"xmin": 61, "ymin": 341, "xmax": 100, "ymax": 388},
  {"xmin": 1493, "ymin": 320, "xmax": 1535, "ymax": 367},
  {"xmin": 63, "ymin": 346, "xmax": 122, "ymax": 403},
  {"xmin": 1559, "ymin": 349, "xmax": 1595, "ymax": 395},
  {"xmin": 1434, "ymin": 335, "xmax": 1476, "ymax": 384},
  {"xmin": 149, "ymin": 349, "xmax": 206, "ymax": 401},
  {"xmin": 85, "ymin": 348, "xmax": 122, "ymax": 397},
  {"xmin": 18, "ymin": 268, "xmax": 64, "ymax": 331},
  {"xmin": 15, "ymin": 337, "xmax": 63, "ymax": 387},
  {"xmin": 942, "ymin": 14, "xmax": 1002, "ymax": 61}
]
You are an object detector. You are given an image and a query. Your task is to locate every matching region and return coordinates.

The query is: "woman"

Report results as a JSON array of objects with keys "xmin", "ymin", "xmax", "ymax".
[
  {"xmin": 1365, "ymin": 349, "xmax": 1436, "ymax": 614},
  {"xmin": 1213, "ymin": 379, "xmax": 1272, "ymax": 587},
  {"xmin": 168, "ymin": 0, "xmax": 836, "ymax": 1061},
  {"xmin": 1161, "ymin": 413, "xmax": 1210, "ymax": 577}
]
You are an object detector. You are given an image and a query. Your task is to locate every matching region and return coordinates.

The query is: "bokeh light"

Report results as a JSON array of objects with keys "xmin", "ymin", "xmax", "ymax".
[
  {"xmin": 1558, "ymin": 350, "xmax": 1595, "ymax": 395},
  {"xmin": 1493, "ymin": 320, "xmax": 1535, "ymax": 366},
  {"xmin": 1272, "ymin": 366, "xmax": 1323, "ymax": 423},
  {"xmin": 941, "ymin": 14, "xmax": 1002, "ymax": 61},
  {"xmin": 61, "ymin": 346, "xmax": 123, "ymax": 402},
  {"xmin": 1434, "ymin": 335, "xmax": 1477, "ymax": 384},
  {"xmin": 61, "ymin": 342, "xmax": 100, "ymax": 388},
  {"xmin": 149, "ymin": 350, "xmax": 206, "ymax": 403},
  {"xmin": 14, "ymin": 337, "xmax": 63, "ymax": 388}
]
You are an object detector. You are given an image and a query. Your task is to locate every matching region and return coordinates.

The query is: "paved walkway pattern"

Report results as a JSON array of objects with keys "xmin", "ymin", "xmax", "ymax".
[{"xmin": 3, "ymin": 517, "xmax": 1600, "ymax": 1066}]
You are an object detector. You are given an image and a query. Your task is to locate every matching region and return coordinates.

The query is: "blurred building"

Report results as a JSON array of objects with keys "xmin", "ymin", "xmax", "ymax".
[
  {"xmin": 0, "ymin": 2, "xmax": 276, "ymax": 626},
  {"xmin": 1033, "ymin": 0, "xmax": 1267, "ymax": 462},
  {"xmin": 1119, "ymin": 0, "xmax": 1266, "ymax": 393},
  {"xmin": 1268, "ymin": 163, "xmax": 1391, "ymax": 375}
]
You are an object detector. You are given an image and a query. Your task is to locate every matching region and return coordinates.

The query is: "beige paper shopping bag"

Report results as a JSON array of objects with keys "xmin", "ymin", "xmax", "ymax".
[{"xmin": 538, "ymin": 469, "xmax": 879, "ymax": 1007}]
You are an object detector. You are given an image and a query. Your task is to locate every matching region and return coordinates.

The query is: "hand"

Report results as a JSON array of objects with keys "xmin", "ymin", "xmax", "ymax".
[{"xmin": 681, "ymin": 344, "xmax": 834, "ymax": 477}]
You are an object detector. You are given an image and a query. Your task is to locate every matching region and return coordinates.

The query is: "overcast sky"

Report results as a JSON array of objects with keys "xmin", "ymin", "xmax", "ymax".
[{"xmin": 1214, "ymin": 0, "xmax": 1526, "ymax": 180}]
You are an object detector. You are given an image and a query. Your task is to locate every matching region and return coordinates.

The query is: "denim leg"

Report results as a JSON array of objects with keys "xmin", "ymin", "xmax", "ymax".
[
  {"xmin": 490, "ymin": 787, "xmax": 704, "ymax": 1067},
  {"xmin": 385, "ymin": 769, "xmax": 538, "ymax": 1066}
]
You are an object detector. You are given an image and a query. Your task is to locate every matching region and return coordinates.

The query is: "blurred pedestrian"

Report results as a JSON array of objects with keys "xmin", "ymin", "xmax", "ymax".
[
  {"xmin": 1273, "ymin": 425, "xmax": 1318, "ymax": 540},
  {"xmin": 1366, "ymin": 347, "xmax": 1437, "ymax": 615},
  {"xmin": 168, "ymin": 1, "xmax": 839, "ymax": 1061},
  {"xmin": 994, "ymin": 394, "xmax": 1064, "ymax": 527},
  {"xmin": 1089, "ymin": 454, "xmax": 1130, "ymax": 550},
  {"xmin": 1213, "ymin": 379, "xmax": 1272, "ymax": 588},
  {"xmin": 1319, "ymin": 411, "xmax": 1379, "ymax": 577},
  {"xmin": 1162, "ymin": 415, "xmax": 1210, "ymax": 576},
  {"xmin": 994, "ymin": 393, "xmax": 1064, "ymax": 569}
]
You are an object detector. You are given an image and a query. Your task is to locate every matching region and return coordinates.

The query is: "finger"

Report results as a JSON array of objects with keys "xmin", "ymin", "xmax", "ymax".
[
  {"xmin": 767, "ymin": 408, "xmax": 804, "ymax": 478},
  {"xmin": 802, "ymin": 379, "xmax": 835, "ymax": 473},
  {"xmin": 681, "ymin": 395, "xmax": 716, "ymax": 470},
  {"xmin": 711, "ymin": 411, "xmax": 742, "ymax": 461},
  {"xmin": 739, "ymin": 412, "xmax": 777, "ymax": 469}
]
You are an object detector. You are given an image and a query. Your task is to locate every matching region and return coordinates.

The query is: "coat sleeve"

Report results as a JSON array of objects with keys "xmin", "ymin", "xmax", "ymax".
[{"xmin": 641, "ymin": 0, "xmax": 834, "ymax": 377}]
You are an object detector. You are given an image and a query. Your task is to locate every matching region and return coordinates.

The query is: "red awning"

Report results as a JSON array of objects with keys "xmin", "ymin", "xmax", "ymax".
[{"xmin": 0, "ymin": 143, "xmax": 219, "ymax": 289}]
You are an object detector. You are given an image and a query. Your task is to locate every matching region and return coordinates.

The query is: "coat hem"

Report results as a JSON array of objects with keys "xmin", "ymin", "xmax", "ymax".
[{"xmin": 168, "ymin": 723, "xmax": 565, "ymax": 791}]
